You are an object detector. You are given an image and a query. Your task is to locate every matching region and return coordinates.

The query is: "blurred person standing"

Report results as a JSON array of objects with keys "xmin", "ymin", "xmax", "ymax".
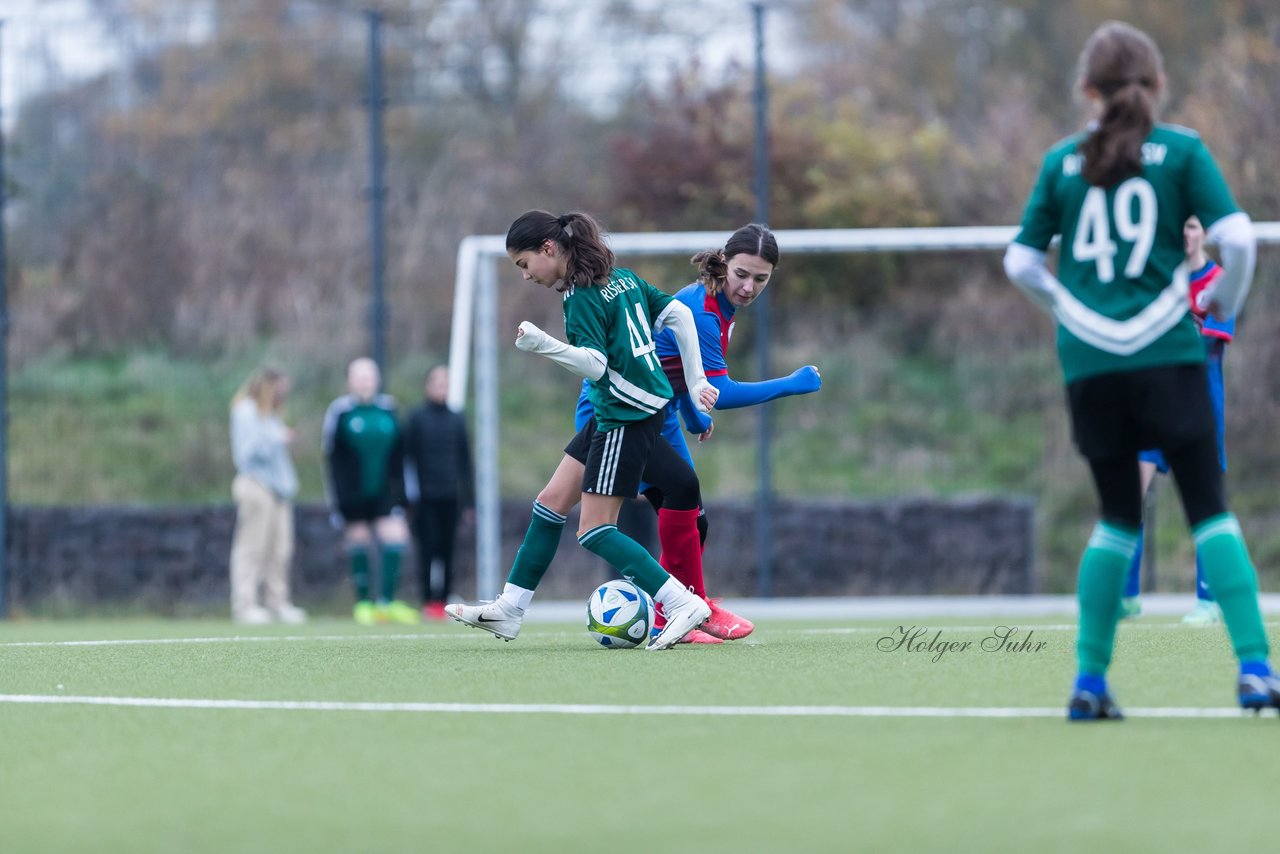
[
  {"xmin": 322, "ymin": 357, "xmax": 418, "ymax": 625},
  {"xmin": 404, "ymin": 365, "xmax": 475, "ymax": 620},
  {"xmin": 229, "ymin": 366, "xmax": 306, "ymax": 625}
]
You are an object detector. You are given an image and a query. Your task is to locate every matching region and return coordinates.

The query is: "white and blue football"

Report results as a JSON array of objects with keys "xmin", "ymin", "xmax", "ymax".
[{"xmin": 586, "ymin": 579, "xmax": 654, "ymax": 649}]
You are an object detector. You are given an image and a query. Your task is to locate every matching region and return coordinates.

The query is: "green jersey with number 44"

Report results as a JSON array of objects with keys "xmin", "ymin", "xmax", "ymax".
[
  {"xmin": 563, "ymin": 268, "xmax": 675, "ymax": 430},
  {"xmin": 1014, "ymin": 123, "xmax": 1240, "ymax": 383}
]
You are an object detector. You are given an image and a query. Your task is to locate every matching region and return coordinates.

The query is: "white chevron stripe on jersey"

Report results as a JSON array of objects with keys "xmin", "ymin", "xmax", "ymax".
[
  {"xmin": 606, "ymin": 368, "xmax": 667, "ymax": 413},
  {"xmin": 1052, "ymin": 263, "xmax": 1191, "ymax": 355}
]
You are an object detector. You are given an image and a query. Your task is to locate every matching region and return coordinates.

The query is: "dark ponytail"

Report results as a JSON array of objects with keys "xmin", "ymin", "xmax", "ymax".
[
  {"xmin": 506, "ymin": 209, "xmax": 614, "ymax": 290},
  {"xmin": 1077, "ymin": 22, "xmax": 1163, "ymax": 187},
  {"xmin": 692, "ymin": 223, "xmax": 779, "ymax": 296}
]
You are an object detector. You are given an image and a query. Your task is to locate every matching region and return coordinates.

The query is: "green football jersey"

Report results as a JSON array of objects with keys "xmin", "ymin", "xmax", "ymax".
[
  {"xmin": 338, "ymin": 402, "xmax": 399, "ymax": 499},
  {"xmin": 1014, "ymin": 123, "xmax": 1240, "ymax": 383},
  {"xmin": 563, "ymin": 268, "xmax": 675, "ymax": 431}
]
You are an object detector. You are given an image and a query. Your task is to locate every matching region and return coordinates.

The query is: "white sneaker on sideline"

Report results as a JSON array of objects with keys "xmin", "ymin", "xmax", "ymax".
[
  {"xmin": 273, "ymin": 603, "xmax": 308, "ymax": 625},
  {"xmin": 1182, "ymin": 600, "xmax": 1221, "ymax": 625},
  {"xmin": 444, "ymin": 599, "xmax": 523, "ymax": 641},
  {"xmin": 234, "ymin": 605, "xmax": 273, "ymax": 626},
  {"xmin": 647, "ymin": 590, "xmax": 711, "ymax": 651}
]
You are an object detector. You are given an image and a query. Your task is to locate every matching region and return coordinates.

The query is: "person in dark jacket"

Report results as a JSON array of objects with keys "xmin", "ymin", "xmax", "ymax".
[{"xmin": 404, "ymin": 365, "xmax": 474, "ymax": 620}]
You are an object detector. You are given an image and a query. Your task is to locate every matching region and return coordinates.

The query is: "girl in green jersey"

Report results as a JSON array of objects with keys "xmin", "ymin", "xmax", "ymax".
[
  {"xmin": 445, "ymin": 210, "xmax": 718, "ymax": 650},
  {"xmin": 1004, "ymin": 21, "xmax": 1270, "ymax": 720}
]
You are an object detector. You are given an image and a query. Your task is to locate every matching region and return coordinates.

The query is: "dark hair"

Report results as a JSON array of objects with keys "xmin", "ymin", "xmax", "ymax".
[
  {"xmin": 505, "ymin": 210, "xmax": 614, "ymax": 290},
  {"xmin": 691, "ymin": 223, "xmax": 780, "ymax": 296},
  {"xmin": 1077, "ymin": 22, "xmax": 1163, "ymax": 187}
]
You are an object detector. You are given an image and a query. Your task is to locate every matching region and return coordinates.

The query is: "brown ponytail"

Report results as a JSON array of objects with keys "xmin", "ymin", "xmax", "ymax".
[{"xmin": 1077, "ymin": 22, "xmax": 1163, "ymax": 187}]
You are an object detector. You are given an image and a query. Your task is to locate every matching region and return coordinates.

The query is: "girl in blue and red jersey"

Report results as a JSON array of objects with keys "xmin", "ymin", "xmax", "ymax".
[
  {"xmin": 1122, "ymin": 215, "xmax": 1234, "ymax": 624},
  {"xmin": 576, "ymin": 224, "xmax": 822, "ymax": 643}
]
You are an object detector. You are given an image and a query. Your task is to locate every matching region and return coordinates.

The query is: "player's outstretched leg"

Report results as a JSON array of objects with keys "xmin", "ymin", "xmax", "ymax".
[{"xmin": 443, "ymin": 501, "xmax": 567, "ymax": 643}]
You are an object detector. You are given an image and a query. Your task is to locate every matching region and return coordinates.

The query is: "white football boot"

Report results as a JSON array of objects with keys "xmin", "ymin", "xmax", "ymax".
[
  {"xmin": 444, "ymin": 599, "xmax": 524, "ymax": 641},
  {"xmin": 646, "ymin": 588, "xmax": 711, "ymax": 651}
]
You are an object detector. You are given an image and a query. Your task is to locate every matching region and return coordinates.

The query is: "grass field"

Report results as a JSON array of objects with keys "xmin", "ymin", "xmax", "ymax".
[{"xmin": 2, "ymin": 613, "xmax": 1277, "ymax": 853}]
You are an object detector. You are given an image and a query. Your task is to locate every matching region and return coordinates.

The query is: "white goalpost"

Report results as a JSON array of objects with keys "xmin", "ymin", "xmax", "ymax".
[{"xmin": 449, "ymin": 223, "xmax": 1280, "ymax": 600}]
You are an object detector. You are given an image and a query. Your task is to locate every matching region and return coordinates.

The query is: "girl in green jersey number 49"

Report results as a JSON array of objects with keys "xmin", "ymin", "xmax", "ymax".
[{"xmin": 1004, "ymin": 21, "xmax": 1271, "ymax": 720}]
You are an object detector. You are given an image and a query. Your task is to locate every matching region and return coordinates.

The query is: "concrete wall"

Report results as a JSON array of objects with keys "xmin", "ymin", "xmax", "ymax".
[{"xmin": 5, "ymin": 497, "xmax": 1035, "ymax": 614}]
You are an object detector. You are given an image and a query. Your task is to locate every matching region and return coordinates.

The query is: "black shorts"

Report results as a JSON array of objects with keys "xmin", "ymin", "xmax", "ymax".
[
  {"xmin": 339, "ymin": 494, "xmax": 400, "ymax": 523},
  {"xmin": 1066, "ymin": 363, "xmax": 1216, "ymax": 462},
  {"xmin": 564, "ymin": 411, "xmax": 665, "ymax": 498}
]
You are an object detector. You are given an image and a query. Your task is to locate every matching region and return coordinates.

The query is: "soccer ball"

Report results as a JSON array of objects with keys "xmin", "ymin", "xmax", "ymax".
[{"xmin": 586, "ymin": 579, "xmax": 654, "ymax": 649}]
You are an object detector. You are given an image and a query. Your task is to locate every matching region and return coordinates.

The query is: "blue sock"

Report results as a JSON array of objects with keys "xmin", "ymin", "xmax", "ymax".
[
  {"xmin": 1241, "ymin": 660, "xmax": 1271, "ymax": 678},
  {"xmin": 1124, "ymin": 529, "xmax": 1143, "ymax": 598},
  {"xmin": 1075, "ymin": 673, "xmax": 1108, "ymax": 695}
]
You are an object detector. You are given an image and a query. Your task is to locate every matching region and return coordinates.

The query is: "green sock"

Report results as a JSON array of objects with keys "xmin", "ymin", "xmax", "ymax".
[
  {"xmin": 349, "ymin": 546, "xmax": 371, "ymax": 602},
  {"xmin": 507, "ymin": 502, "xmax": 566, "ymax": 591},
  {"xmin": 1076, "ymin": 522, "xmax": 1141, "ymax": 676},
  {"xmin": 1194, "ymin": 514, "xmax": 1269, "ymax": 662},
  {"xmin": 577, "ymin": 524, "xmax": 670, "ymax": 598},
  {"xmin": 380, "ymin": 544, "xmax": 403, "ymax": 602}
]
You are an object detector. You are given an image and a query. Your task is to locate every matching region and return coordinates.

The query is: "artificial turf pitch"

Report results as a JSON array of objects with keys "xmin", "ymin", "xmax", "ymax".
[{"xmin": 2, "ymin": 615, "xmax": 1277, "ymax": 853}]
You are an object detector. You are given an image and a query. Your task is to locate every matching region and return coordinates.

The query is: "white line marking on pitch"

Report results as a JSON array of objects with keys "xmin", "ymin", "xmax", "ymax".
[
  {"xmin": 0, "ymin": 632, "xmax": 573, "ymax": 649},
  {"xmin": 0, "ymin": 694, "xmax": 1255, "ymax": 719},
  {"xmin": 4, "ymin": 619, "xmax": 1271, "ymax": 648}
]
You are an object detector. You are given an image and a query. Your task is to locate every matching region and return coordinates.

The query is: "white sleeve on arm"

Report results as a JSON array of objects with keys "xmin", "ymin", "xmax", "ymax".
[
  {"xmin": 1204, "ymin": 212, "xmax": 1257, "ymax": 317},
  {"xmin": 655, "ymin": 301, "xmax": 714, "ymax": 413},
  {"xmin": 1003, "ymin": 242, "xmax": 1060, "ymax": 317},
  {"xmin": 515, "ymin": 321, "xmax": 606, "ymax": 381}
]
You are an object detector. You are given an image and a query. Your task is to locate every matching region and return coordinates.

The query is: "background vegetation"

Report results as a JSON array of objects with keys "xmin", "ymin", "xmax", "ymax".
[{"xmin": 6, "ymin": 0, "xmax": 1280, "ymax": 590}]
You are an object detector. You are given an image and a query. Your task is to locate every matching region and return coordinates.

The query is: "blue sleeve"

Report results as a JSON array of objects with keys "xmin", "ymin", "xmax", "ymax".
[
  {"xmin": 709, "ymin": 365, "xmax": 822, "ymax": 410},
  {"xmin": 574, "ymin": 379, "xmax": 594, "ymax": 431},
  {"xmin": 675, "ymin": 394, "xmax": 712, "ymax": 434}
]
